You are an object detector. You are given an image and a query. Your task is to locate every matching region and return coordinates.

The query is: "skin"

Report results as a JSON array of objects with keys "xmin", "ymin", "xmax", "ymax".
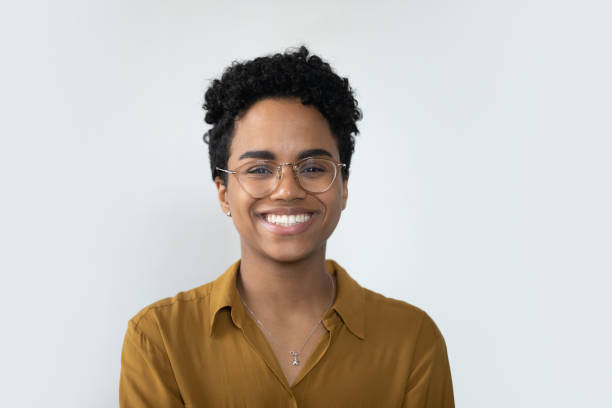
[{"xmin": 214, "ymin": 97, "xmax": 348, "ymax": 385}]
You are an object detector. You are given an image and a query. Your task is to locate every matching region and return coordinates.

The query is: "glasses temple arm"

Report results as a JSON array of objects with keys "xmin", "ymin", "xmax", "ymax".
[{"xmin": 215, "ymin": 167, "xmax": 236, "ymax": 174}]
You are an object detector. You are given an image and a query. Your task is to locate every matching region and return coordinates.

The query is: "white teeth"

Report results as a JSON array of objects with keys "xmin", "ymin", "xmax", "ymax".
[{"xmin": 265, "ymin": 213, "xmax": 312, "ymax": 226}]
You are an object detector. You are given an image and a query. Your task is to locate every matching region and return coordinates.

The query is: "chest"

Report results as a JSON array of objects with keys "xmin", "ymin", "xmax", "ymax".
[
  {"xmin": 174, "ymin": 324, "xmax": 411, "ymax": 407},
  {"xmin": 265, "ymin": 323, "xmax": 329, "ymax": 386}
]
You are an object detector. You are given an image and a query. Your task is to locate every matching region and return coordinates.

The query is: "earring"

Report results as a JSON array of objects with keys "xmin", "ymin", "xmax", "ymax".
[{"xmin": 226, "ymin": 210, "xmax": 231, "ymax": 217}]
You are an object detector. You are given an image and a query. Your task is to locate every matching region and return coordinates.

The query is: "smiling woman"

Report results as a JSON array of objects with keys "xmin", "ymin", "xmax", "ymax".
[
  {"xmin": 119, "ymin": 46, "xmax": 455, "ymax": 407},
  {"xmin": 217, "ymin": 98, "xmax": 348, "ymax": 264}
]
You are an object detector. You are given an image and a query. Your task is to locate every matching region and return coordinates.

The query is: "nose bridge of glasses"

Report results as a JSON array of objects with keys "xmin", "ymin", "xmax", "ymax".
[
  {"xmin": 271, "ymin": 162, "xmax": 304, "ymax": 194},
  {"xmin": 276, "ymin": 162, "xmax": 299, "ymax": 180}
]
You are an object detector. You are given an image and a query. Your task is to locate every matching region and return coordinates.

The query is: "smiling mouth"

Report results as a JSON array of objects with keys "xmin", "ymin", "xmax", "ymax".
[{"xmin": 262, "ymin": 213, "xmax": 313, "ymax": 227}]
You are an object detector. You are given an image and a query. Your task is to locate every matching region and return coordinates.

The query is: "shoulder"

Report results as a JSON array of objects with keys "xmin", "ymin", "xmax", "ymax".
[
  {"xmin": 364, "ymin": 288, "xmax": 429, "ymax": 324},
  {"xmin": 128, "ymin": 280, "xmax": 215, "ymax": 334},
  {"xmin": 363, "ymin": 288, "xmax": 445, "ymax": 342}
]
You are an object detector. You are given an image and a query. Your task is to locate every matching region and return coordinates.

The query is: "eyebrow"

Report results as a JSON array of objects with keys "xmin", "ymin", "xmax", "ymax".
[
  {"xmin": 238, "ymin": 148, "xmax": 333, "ymax": 161},
  {"xmin": 238, "ymin": 150, "xmax": 276, "ymax": 160},
  {"xmin": 297, "ymin": 149, "xmax": 333, "ymax": 160}
]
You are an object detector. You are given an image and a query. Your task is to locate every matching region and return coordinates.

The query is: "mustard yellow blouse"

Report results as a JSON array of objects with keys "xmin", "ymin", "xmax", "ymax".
[{"xmin": 120, "ymin": 260, "xmax": 454, "ymax": 407}]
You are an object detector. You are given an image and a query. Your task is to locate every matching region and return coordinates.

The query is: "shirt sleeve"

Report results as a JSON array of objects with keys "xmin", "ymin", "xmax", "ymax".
[
  {"xmin": 403, "ymin": 313, "xmax": 455, "ymax": 408},
  {"xmin": 119, "ymin": 315, "xmax": 185, "ymax": 408}
]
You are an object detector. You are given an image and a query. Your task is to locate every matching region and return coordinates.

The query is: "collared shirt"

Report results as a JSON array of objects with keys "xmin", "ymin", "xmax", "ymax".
[{"xmin": 120, "ymin": 260, "xmax": 454, "ymax": 407}]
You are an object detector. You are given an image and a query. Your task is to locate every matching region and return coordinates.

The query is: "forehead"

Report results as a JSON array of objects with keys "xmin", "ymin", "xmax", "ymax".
[{"xmin": 228, "ymin": 98, "xmax": 338, "ymax": 165}]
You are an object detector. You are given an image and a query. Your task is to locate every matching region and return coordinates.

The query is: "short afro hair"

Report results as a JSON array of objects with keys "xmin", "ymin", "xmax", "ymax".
[{"xmin": 202, "ymin": 46, "xmax": 362, "ymax": 184}]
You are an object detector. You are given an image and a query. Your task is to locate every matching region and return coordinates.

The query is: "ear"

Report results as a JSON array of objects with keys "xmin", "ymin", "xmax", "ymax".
[
  {"xmin": 215, "ymin": 176, "xmax": 230, "ymax": 215},
  {"xmin": 341, "ymin": 175, "xmax": 349, "ymax": 210}
]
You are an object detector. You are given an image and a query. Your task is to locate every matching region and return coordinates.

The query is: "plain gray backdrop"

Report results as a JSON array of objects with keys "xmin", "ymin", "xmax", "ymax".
[{"xmin": 1, "ymin": 0, "xmax": 610, "ymax": 407}]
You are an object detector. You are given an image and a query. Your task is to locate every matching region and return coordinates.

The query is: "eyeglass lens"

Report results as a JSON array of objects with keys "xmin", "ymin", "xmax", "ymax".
[{"xmin": 236, "ymin": 158, "xmax": 338, "ymax": 197}]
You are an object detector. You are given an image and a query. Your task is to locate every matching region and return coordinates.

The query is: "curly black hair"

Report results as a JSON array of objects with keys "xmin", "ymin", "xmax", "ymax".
[{"xmin": 202, "ymin": 46, "xmax": 362, "ymax": 184}]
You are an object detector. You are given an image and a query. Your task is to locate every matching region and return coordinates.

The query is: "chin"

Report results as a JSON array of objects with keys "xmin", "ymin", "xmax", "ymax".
[{"xmin": 262, "ymin": 243, "xmax": 323, "ymax": 264}]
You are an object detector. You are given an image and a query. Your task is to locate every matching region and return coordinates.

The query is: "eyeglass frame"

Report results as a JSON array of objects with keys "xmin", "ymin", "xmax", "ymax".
[{"xmin": 215, "ymin": 156, "xmax": 347, "ymax": 198}]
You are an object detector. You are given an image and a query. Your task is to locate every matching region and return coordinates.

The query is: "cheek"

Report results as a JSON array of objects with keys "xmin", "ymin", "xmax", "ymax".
[
  {"xmin": 322, "ymin": 187, "xmax": 345, "ymax": 221},
  {"xmin": 226, "ymin": 185, "xmax": 256, "ymax": 220}
]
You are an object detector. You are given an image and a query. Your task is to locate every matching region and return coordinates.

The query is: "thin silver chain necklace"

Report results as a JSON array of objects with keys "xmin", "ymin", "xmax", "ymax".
[{"xmin": 237, "ymin": 271, "xmax": 336, "ymax": 367}]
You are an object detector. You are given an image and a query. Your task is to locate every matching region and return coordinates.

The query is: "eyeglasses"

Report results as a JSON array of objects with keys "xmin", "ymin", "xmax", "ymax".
[{"xmin": 216, "ymin": 157, "xmax": 346, "ymax": 198}]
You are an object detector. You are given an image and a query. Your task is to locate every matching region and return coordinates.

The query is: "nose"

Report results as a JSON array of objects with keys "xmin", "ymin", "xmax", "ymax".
[{"xmin": 268, "ymin": 163, "xmax": 307, "ymax": 201}]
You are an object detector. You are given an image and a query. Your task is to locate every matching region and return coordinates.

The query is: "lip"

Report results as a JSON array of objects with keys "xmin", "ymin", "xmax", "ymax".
[
  {"xmin": 257, "ymin": 208, "xmax": 317, "ymax": 236},
  {"xmin": 257, "ymin": 207, "xmax": 317, "ymax": 216}
]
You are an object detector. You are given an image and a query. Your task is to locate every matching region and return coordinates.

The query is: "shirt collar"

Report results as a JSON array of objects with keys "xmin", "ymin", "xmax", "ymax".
[{"xmin": 208, "ymin": 259, "xmax": 366, "ymax": 340}]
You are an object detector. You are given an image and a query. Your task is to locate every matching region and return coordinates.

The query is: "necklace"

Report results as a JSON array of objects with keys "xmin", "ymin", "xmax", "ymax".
[{"xmin": 237, "ymin": 271, "xmax": 335, "ymax": 367}]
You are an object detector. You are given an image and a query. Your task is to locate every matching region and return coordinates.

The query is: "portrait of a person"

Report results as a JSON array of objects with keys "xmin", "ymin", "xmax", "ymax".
[{"xmin": 119, "ymin": 46, "xmax": 455, "ymax": 407}]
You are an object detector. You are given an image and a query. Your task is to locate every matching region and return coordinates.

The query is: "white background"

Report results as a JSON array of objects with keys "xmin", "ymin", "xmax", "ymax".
[{"xmin": 1, "ymin": 1, "xmax": 610, "ymax": 407}]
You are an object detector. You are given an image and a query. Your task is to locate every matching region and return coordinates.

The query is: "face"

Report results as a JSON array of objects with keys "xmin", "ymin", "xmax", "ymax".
[{"xmin": 215, "ymin": 97, "xmax": 348, "ymax": 263}]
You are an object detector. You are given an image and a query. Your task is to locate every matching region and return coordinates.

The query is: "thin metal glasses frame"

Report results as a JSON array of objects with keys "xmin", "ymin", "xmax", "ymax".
[{"xmin": 216, "ymin": 157, "xmax": 346, "ymax": 198}]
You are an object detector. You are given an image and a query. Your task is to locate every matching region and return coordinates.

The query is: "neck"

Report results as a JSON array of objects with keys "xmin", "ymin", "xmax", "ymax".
[{"xmin": 236, "ymin": 243, "xmax": 335, "ymax": 322}]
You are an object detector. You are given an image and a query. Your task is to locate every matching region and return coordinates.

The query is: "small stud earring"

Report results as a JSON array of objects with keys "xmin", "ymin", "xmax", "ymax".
[{"xmin": 226, "ymin": 210, "xmax": 231, "ymax": 217}]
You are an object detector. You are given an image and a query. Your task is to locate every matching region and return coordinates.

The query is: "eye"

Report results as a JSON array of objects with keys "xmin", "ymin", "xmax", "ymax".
[
  {"xmin": 298, "ymin": 161, "xmax": 330, "ymax": 178},
  {"xmin": 245, "ymin": 165, "xmax": 274, "ymax": 175},
  {"xmin": 301, "ymin": 166, "xmax": 325, "ymax": 173}
]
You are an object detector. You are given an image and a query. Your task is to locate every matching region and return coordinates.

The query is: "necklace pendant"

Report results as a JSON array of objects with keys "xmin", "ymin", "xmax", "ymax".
[{"xmin": 290, "ymin": 351, "xmax": 299, "ymax": 366}]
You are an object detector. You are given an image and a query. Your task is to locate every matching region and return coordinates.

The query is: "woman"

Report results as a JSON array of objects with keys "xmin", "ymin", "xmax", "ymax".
[{"xmin": 120, "ymin": 46, "xmax": 454, "ymax": 407}]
